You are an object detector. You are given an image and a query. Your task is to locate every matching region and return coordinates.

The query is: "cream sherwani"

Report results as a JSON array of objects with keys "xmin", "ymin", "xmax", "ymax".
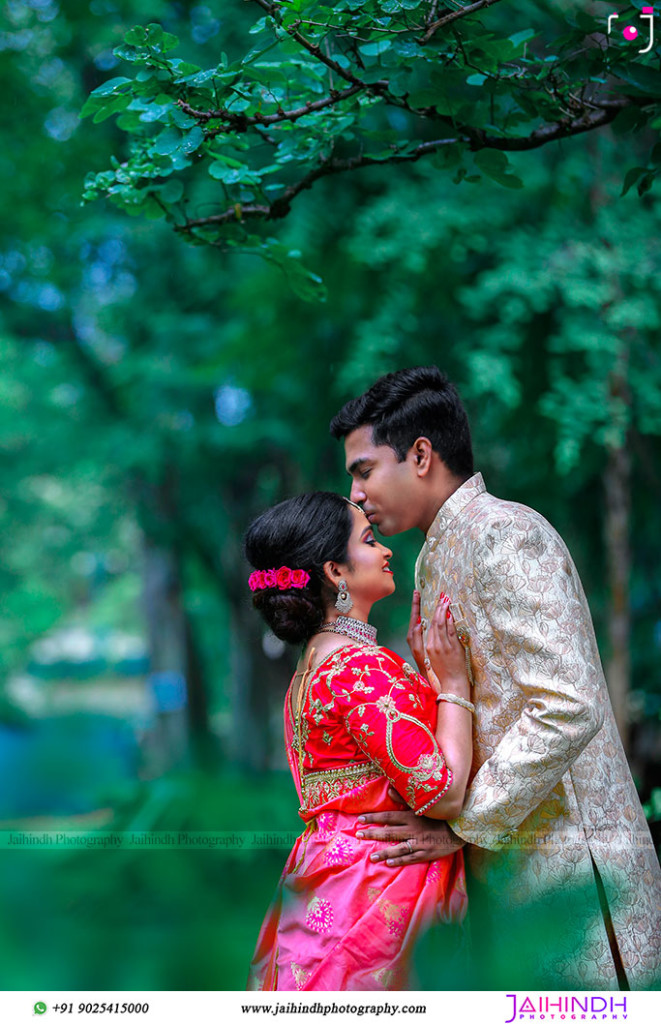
[{"xmin": 415, "ymin": 473, "xmax": 661, "ymax": 989}]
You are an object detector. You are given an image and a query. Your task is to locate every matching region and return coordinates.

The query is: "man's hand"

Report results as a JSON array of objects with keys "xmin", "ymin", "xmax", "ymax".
[{"xmin": 355, "ymin": 787, "xmax": 466, "ymax": 867}]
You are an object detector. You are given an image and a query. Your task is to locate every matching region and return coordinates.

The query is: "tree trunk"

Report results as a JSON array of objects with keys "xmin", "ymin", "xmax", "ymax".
[
  {"xmin": 603, "ymin": 439, "xmax": 631, "ymax": 753},
  {"xmin": 221, "ymin": 455, "xmax": 302, "ymax": 772},
  {"xmin": 183, "ymin": 604, "xmax": 217, "ymax": 770},
  {"xmin": 141, "ymin": 534, "xmax": 191, "ymax": 772},
  {"xmin": 227, "ymin": 599, "xmax": 292, "ymax": 772}
]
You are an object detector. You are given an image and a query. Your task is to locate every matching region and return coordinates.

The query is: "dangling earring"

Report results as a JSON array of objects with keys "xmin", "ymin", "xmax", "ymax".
[{"xmin": 335, "ymin": 579, "xmax": 353, "ymax": 612}]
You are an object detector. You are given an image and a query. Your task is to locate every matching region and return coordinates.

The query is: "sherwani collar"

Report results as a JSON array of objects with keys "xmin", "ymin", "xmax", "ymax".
[{"xmin": 425, "ymin": 472, "xmax": 486, "ymax": 551}]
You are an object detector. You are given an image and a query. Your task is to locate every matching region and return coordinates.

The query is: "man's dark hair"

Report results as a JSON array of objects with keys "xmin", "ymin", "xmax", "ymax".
[{"xmin": 329, "ymin": 366, "xmax": 474, "ymax": 478}]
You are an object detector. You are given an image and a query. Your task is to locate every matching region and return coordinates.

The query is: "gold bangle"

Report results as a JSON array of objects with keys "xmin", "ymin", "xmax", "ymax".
[{"xmin": 435, "ymin": 692, "xmax": 475, "ymax": 714}]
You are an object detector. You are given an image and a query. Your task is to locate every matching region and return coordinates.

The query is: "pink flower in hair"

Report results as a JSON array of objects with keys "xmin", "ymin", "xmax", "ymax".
[
  {"xmin": 276, "ymin": 566, "xmax": 293, "ymax": 589},
  {"xmin": 248, "ymin": 571, "xmax": 265, "ymax": 592},
  {"xmin": 263, "ymin": 569, "xmax": 277, "ymax": 588},
  {"xmin": 291, "ymin": 569, "xmax": 310, "ymax": 589}
]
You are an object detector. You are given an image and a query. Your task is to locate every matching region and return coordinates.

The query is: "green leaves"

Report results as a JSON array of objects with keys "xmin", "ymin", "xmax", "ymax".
[
  {"xmin": 208, "ymin": 156, "xmax": 261, "ymax": 186},
  {"xmin": 615, "ymin": 62, "xmax": 661, "ymax": 96},
  {"xmin": 218, "ymin": 236, "xmax": 327, "ymax": 303},
  {"xmin": 621, "ymin": 166, "xmax": 649, "ymax": 196},
  {"xmin": 80, "ymin": 3, "xmax": 661, "ymax": 289},
  {"xmin": 116, "ymin": 23, "xmax": 180, "ymax": 62},
  {"xmin": 260, "ymin": 240, "xmax": 327, "ymax": 303},
  {"xmin": 125, "ymin": 24, "xmax": 179, "ymax": 51},
  {"xmin": 509, "ymin": 29, "xmax": 537, "ymax": 51},
  {"xmin": 80, "ymin": 78, "xmax": 132, "ymax": 121},
  {"xmin": 359, "ymin": 39, "xmax": 392, "ymax": 57},
  {"xmin": 153, "ymin": 126, "xmax": 203, "ymax": 157},
  {"xmin": 90, "ymin": 77, "xmax": 133, "ymax": 98},
  {"xmin": 474, "ymin": 150, "xmax": 524, "ymax": 189}
]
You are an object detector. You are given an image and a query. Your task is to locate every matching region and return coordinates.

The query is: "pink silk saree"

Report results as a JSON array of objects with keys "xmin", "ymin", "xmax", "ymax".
[{"xmin": 247, "ymin": 643, "xmax": 467, "ymax": 991}]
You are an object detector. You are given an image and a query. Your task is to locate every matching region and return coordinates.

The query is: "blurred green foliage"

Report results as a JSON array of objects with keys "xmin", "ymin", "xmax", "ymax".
[
  {"xmin": 0, "ymin": 773, "xmax": 301, "ymax": 990},
  {"xmin": 413, "ymin": 875, "xmax": 616, "ymax": 990}
]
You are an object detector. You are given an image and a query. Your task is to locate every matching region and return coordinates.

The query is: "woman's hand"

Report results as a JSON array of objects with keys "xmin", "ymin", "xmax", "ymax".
[
  {"xmin": 426, "ymin": 594, "xmax": 469, "ymax": 696},
  {"xmin": 406, "ymin": 590, "xmax": 427, "ymax": 676}
]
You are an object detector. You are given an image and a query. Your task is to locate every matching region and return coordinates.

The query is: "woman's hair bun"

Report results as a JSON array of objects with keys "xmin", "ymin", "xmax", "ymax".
[
  {"xmin": 253, "ymin": 590, "xmax": 324, "ymax": 645},
  {"xmin": 244, "ymin": 492, "xmax": 353, "ymax": 646}
]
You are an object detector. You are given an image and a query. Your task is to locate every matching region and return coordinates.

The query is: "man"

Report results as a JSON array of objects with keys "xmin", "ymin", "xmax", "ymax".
[{"xmin": 330, "ymin": 366, "xmax": 661, "ymax": 990}]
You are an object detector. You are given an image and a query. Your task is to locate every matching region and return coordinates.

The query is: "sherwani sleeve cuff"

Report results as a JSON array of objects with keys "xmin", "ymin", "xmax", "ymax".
[{"xmin": 447, "ymin": 813, "xmax": 516, "ymax": 852}]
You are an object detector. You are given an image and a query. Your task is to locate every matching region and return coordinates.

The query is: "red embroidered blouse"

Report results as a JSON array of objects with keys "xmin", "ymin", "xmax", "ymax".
[{"xmin": 288, "ymin": 644, "xmax": 453, "ymax": 819}]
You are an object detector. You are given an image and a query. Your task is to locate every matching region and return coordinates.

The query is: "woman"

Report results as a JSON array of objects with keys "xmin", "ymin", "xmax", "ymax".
[{"xmin": 245, "ymin": 492, "xmax": 473, "ymax": 991}]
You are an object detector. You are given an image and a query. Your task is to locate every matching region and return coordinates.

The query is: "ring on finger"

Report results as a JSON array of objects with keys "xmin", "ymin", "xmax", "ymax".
[{"xmin": 405, "ymin": 838, "xmax": 415, "ymax": 854}]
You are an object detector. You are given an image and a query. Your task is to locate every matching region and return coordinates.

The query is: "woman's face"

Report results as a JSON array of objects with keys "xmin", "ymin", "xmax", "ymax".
[{"xmin": 339, "ymin": 503, "xmax": 395, "ymax": 610}]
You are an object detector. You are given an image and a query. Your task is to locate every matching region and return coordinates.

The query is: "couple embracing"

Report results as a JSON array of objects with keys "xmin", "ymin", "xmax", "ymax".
[{"xmin": 244, "ymin": 367, "xmax": 661, "ymax": 992}]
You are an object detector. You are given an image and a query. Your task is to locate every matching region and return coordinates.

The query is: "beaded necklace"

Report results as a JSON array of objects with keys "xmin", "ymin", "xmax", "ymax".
[{"xmin": 316, "ymin": 615, "xmax": 377, "ymax": 646}]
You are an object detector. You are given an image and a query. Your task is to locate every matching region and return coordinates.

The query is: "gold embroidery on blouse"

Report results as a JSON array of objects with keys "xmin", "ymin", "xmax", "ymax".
[
  {"xmin": 294, "ymin": 645, "xmax": 449, "ymax": 813},
  {"xmin": 414, "ymin": 766, "xmax": 454, "ymax": 814},
  {"xmin": 300, "ymin": 762, "xmax": 384, "ymax": 811},
  {"xmin": 345, "ymin": 688, "xmax": 441, "ymax": 774}
]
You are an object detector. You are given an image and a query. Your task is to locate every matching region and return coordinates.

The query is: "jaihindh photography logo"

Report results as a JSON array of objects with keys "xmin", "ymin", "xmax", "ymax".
[
  {"xmin": 504, "ymin": 993, "xmax": 629, "ymax": 1022},
  {"xmin": 608, "ymin": 5, "xmax": 656, "ymax": 52}
]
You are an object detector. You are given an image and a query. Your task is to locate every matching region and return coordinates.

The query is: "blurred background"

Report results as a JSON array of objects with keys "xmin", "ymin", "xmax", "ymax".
[{"xmin": 1, "ymin": 0, "xmax": 660, "ymax": 991}]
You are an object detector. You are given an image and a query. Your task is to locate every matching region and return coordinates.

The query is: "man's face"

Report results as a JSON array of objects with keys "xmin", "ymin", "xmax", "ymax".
[{"xmin": 343, "ymin": 426, "xmax": 424, "ymax": 536}]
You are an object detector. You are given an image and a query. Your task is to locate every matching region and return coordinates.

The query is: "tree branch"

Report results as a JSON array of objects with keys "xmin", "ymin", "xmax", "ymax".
[
  {"xmin": 178, "ymin": 82, "xmax": 369, "ymax": 134},
  {"xmin": 295, "ymin": 19, "xmax": 424, "ymax": 36},
  {"xmin": 175, "ymin": 93, "xmax": 645, "ymax": 236},
  {"xmin": 426, "ymin": 1, "xmax": 442, "ymax": 28},
  {"xmin": 250, "ymin": 0, "xmax": 369, "ymax": 87},
  {"xmin": 176, "ymin": 138, "xmax": 460, "ymax": 233},
  {"xmin": 477, "ymin": 98, "xmax": 633, "ymax": 151},
  {"xmin": 175, "ymin": 204, "xmax": 272, "ymax": 231},
  {"xmin": 420, "ymin": 0, "xmax": 506, "ymax": 44}
]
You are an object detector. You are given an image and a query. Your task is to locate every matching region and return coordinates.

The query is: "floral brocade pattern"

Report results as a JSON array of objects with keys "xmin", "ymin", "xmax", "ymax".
[
  {"xmin": 415, "ymin": 473, "xmax": 661, "ymax": 990},
  {"xmin": 305, "ymin": 897, "xmax": 334, "ymax": 933},
  {"xmin": 324, "ymin": 835, "xmax": 353, "ymax": 867}
]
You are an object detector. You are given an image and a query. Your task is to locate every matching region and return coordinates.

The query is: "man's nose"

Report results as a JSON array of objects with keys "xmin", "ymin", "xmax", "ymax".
[{"xmin": 349, "ymin": 479, "xmax": 365, "ymax": 503}]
